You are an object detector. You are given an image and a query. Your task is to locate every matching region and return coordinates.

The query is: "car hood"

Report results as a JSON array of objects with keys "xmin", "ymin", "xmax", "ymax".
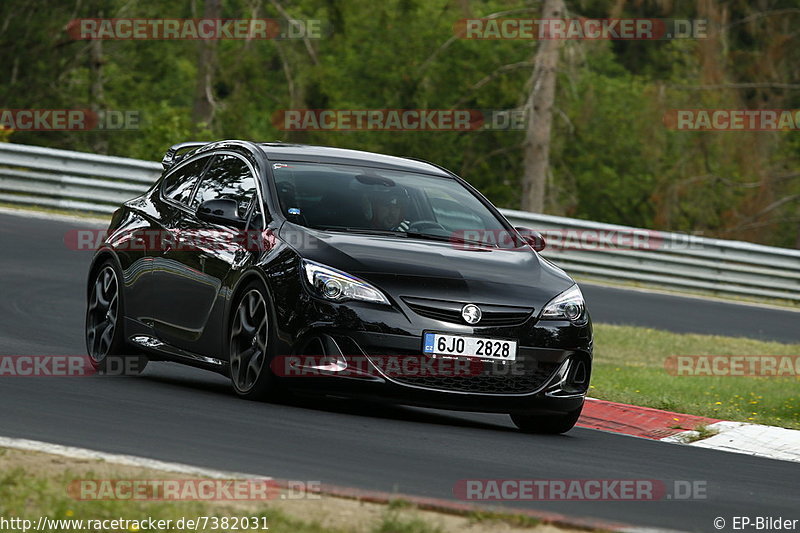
[{"xmin": 280, "ymin": 223, "xmax": 575, "ymax": 309}]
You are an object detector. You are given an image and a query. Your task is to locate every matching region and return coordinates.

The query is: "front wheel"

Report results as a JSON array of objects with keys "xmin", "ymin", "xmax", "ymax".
[
  {"xmin": 229, "ymin": 282, "xmax": 276, "ymax": 401},
  {"xmin": 510, "ymin": 406, "xmax": 583, "ymax": 434}
]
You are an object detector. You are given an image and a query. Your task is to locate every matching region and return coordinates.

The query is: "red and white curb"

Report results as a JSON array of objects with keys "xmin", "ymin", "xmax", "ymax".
[
  {"xmin": 662, "ymin": 421, "xmax": 800, "ymax": 462},
  {"xmin": 579, "ymin": 398, "xmax": 800, "ymax": 463}
]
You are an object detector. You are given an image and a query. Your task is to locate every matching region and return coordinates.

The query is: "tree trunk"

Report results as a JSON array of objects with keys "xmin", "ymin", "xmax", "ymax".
[
  {"xmin": 520, "ymin": 0, "xmax": 565, "ymax": 213},
  {"xmin": 88, "ymin": 27, "xmax": 107, "ymax": 153},
  {"xmin": 192, "ymin": 0, "xmax": 221, "ymax": 132}
]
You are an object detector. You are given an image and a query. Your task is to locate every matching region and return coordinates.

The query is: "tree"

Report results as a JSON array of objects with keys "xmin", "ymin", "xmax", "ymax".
[
  {"xmin": 192, "ymin": 0, "xmax": 221, "ymax": 133},
  {"xmin": 520, "ymin": 0, "xmax": 565, "ymax": 213}
]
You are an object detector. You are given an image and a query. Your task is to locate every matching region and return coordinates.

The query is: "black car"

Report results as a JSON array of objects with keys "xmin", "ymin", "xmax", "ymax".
[{"xmin": 86, "ymin": 140, "xmax": 592, "ymax": 433}]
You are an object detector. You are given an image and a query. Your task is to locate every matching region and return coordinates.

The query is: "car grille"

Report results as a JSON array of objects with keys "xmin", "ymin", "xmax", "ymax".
[
  {"xmin": 364, "ymin": 349, "xmax": 559, "ymax": 394},
  {"xmin": 401, "ymin": 297, "xmax": 533, "ymax": 326}
]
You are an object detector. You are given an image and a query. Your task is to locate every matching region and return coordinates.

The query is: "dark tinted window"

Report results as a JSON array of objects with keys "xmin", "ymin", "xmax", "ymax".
[
  {"xmin": 191, "ymin": 154, "xmax": 257, "ymax": 217},
  {"xmin": 161, "ymin": 157, "xmax": 209, "ymax": 205},
  {"xmin": 271, "ymin": 162, "xmax": 507, "ymax": 239}
]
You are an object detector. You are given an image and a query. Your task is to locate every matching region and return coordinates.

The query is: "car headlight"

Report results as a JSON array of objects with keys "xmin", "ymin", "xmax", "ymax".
[
  {"xmin": 302, "ymin": 259, "xmax": 390, "ymax": 305},
  {"xmin": 541, "ymin": 285, "xmax": 586, "ymax": 323}
]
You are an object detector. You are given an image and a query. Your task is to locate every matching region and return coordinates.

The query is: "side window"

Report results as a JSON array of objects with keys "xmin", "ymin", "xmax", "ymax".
[
  {"xmin": 190, "ymin": 154, "xmax": 257, "ymax": 218},
  {"xmin": 161, "ymin": 157, "xmax": 209, "ymax": 206}
]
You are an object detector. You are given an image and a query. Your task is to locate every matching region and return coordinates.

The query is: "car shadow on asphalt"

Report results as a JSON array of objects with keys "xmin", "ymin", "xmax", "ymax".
[{"xmin": 137, "ymin": 361, "xmax": 522, "ymax": 433}]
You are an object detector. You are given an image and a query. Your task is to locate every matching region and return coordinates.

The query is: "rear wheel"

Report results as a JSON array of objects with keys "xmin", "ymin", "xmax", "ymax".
[
  {"xmin": 510, "ymin": 406, "xmax": 583, "ymax": 434},
  {"xmin": 229, "ymin": 281, "xmax": 276, "ymax": 400},
  {"xmin": 85, "ymin": 261, "xmax": 147, "ymax": 375}
]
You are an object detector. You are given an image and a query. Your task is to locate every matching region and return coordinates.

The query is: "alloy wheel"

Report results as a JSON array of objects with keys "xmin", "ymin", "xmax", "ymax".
[
  {"xmin": 229, "ymin": 289, "xmax": 269, "ymax": 393},
  {"xmin": 86, "ymin": 265, "xmax": 119, "ymax": 362}
]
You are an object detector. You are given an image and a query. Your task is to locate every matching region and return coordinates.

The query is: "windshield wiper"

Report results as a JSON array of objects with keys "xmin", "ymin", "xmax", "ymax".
[
  {"xmin": 405, "ymin": 231, "xmax": 494, "ymax": 248},
  {"xmin": 309, "ymin": 225, "xmax": 407, "ymax": 237}
]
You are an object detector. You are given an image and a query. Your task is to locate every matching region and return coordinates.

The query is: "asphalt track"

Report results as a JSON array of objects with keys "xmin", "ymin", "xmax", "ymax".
[{"xmin": 1, "ymin": 211, "xmax": 799, "ymax": 532}]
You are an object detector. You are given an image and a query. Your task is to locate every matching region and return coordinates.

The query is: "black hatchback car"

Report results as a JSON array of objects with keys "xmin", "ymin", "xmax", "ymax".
[{"xmin": 86, "ymin": 140, "xmax": 592, "ymax": 433}]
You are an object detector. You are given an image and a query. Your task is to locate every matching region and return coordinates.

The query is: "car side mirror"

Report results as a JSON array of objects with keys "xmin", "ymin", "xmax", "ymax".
[
  {"xmin": 196, "ymin": 199, "xmax": 246, "ymax": 228},
  {"xmin": 515, "ymin": 227, "xmax": 546, "ymax": 252}
]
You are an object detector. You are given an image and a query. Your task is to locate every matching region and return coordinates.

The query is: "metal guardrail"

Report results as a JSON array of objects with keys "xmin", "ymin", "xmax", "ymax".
[
  {"xmin": 0, "ymin": 143, "xmax": 161, "ymax": 214},
  {"xmin": 1, "ymin": 142, "xmax": 799, "ymax": 302},
  {"xmin": 502, "ymin": 210, "xmax": 800, "ymax": 302}
]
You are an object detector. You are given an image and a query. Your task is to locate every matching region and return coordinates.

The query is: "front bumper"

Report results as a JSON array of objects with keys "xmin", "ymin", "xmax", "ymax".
[{"xmin": 274, "ymin": 297, "xmax": 593, "ymax": 415}]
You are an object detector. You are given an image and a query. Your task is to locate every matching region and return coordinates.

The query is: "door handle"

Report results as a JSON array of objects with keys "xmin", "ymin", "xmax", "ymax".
[{"xmin": 160, "ymin": 232, "xmax": 177, "ymax": 252}]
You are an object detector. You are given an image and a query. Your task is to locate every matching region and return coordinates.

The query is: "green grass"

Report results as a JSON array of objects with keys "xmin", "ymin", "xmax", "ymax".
[
  {"xmin": 374, "ymin": 511, "xmax": 444, "ymax": 533},
  {"xmin": 0, "ymin": 466, "xmax": 448, "ymax": 533},
  {"xmin": 465, "ymin": 510, "xmax": 541, "ymax": 528},
  {"xmin": 591, "ymin": 324, "xmax": 800, "ymax": 429}
]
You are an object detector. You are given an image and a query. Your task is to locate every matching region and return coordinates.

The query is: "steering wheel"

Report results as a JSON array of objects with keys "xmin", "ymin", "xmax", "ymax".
[{"xmin": 407, "ymin": 220, "xmax": 446, "ymax": 233}]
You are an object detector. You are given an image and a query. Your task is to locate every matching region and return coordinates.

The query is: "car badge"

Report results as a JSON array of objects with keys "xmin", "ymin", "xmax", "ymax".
[{"xmin": 461, "ymin": 304, "xmax": 482, "ymax": 325}]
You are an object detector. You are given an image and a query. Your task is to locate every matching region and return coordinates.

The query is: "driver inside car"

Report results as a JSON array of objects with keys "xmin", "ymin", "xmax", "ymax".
[{"xmin": 367, "ymin": 189, "xmax": 410, "ymax": 231}]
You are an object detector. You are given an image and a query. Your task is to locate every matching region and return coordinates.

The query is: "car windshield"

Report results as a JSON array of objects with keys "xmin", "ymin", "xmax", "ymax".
[{"xmin": 272, "ymin": 162, "xmax": 514, "ymax": 247}]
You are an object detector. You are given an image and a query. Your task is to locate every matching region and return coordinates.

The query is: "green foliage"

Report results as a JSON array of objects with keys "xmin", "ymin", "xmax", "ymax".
[{"xmin": 1, "ymin": 0, "xmax": 798, "ymax": 246}]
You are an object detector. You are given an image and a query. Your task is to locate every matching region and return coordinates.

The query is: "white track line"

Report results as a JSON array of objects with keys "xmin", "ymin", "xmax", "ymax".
[{"xmin": 0, "ymin": 436, "xmax": 258, "ymax": 479}]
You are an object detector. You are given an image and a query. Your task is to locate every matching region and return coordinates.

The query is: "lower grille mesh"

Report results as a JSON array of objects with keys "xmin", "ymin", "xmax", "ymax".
[{"xmin": 365, "ymin": 348, "xmax": 559, "ymax": 394}]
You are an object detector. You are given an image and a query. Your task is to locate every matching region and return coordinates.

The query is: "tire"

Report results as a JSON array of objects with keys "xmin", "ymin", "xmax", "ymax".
[
  {"xmin": 510, "ymin": 405, "xmax": 583, "ymax": 434},
  {"xmin": 85, "ymin": 260, "xmax": 148, "ymax": 375},
  {"xmin": 228, "ymin": 280, "xmax": 277, "ymax": 401}
]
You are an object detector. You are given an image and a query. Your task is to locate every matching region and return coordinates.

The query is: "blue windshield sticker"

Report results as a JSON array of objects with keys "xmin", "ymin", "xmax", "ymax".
[{"xmin": 288, "ymin": 208, "xmax": 301, "ymax": 215}]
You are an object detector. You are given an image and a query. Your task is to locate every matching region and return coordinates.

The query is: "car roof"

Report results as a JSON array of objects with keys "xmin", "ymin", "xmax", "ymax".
[{"xmin": 257, "ymin": 143, "xmax": 452, "ymax": 177}]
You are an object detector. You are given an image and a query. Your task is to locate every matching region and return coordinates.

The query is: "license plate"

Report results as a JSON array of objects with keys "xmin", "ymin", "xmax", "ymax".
[{"xmin": 422, "ymin": 333, "xmax": 517, "ymax": 361}]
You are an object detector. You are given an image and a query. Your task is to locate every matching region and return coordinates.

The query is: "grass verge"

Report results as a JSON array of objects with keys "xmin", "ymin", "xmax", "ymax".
[
  {"xmin": 0, "ymin": 448, "xmax": 584, "ymax": 533},
  {"xmin": 591, "ymin": 324, "xmax": 799, "ymax": 429}
]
